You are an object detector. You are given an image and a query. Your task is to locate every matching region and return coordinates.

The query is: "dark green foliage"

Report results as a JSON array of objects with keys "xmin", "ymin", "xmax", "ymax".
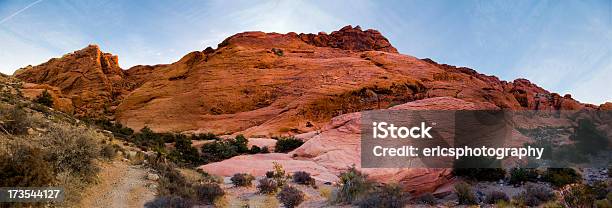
[
  {"xmin": 292, "ymin": 171, "xmax": 313, "ymax": 185},
  {"xmin": 454, "ymin": 182, "xmax": 477, "ymax": 205},
  {"xmin": 543, "ymin": 168, "xmax": 581, "ymax": 187},
  {"xmin": 274, "ymin": 137, "xmax": 304, "ymax": 153},
  {"xmin": 570, "ymin": 119, "xmax": 608, "ymax": 155},
  {"xmin": 201, "ymin": 140, "xmax": 238, "ymax": 163},
  {"xmin": 417, "ymin": 193, "xmax": 436, "ymax": 205},
  {"xmin": 265, "ymin": 171, "xmax": 274, "ymax": 178},
  {"xmin": 485, "ymin": 191, "xmax": 509, "ymax": 204},
  {"xmin": 257, "ymin": 178, "xmax": 278, "ymax": 194},
  {"xmin": 131, "ymin": 126, "xmax": 165, "ymax": 150},
  {"xmin": 0, "ymin": 106, "xmax": 31, "ymax": 135},
  {"xmin": 0, "ymin": 145, "xmax": 53, "ymax": 187},
  {"xmin": 261, "ymin": 146, "xmax": 270, "ymax": 153},
  {"xmin": 231, "ymin": 134, "xmax": 249, "ymax": 153},
  {"xmin": 272, "ymin": 48, "xmax": 284, "ymax": 56},
  {"xmin": 358, "ymin": 184, "xmax": 409, "ymax": 208},
  {"xmin": 169, "ymin": 135, "xmax": 202, "ymax": 165},
  {"xmin": 452, "ymin": 168, "xmax": 506, "ymax": 182},
  {"xmin": 230, "ymin": 173, "xmax": 254, "ymax": 187},
  {"xmin": 34, "ymin": 90, "xmax": 53, "ymax": 107},
  {"xmin": 452, "ymin": 156, "xmax": 506, "ymax": 181},
  {"xmin": 278, "ymin": 186, "xmax": 304, "ymax": 208},
  {"xmin": 88, "ymin": 119, "xmax": 134, "ymax": 138},
  {"xmin": 249, "ymin": 145, "xmax": 261, "ymax": 154},
  {"xmin": 509, "ymin": 168, "xmax": 539, "ymax": 185},
  {"xmin": 334, "ymin": 166, "xmax": 371, "ymax": 204},
  {"xmin": 190, "ymin": 132, "xmax": 219, "ymax": 140}
]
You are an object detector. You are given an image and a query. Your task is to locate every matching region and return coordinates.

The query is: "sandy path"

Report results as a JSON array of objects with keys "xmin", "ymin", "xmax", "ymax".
[{"xmin": 80, "ymin": 161, "xmax": 156, "ymax": 208}]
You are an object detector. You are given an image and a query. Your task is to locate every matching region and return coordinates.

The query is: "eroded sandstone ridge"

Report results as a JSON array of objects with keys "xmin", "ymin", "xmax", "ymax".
[{"xmin": 13, "ymin": 25, "xmax": 597, "ymax": 135}]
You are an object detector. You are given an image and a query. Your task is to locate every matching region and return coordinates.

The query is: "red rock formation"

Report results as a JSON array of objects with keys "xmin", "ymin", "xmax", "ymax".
[{"xmin": 12, "ymin": 26, "xmax": 593, "ymax": 134}]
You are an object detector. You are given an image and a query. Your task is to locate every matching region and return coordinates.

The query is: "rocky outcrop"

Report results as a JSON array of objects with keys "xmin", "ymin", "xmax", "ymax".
[
  {"xmin": 199, "ymin": 97, "xmax": 499, "ymax": 194},
  {"xmin": 297, "ymin": 25, "xmax": 398, "ymax": 53},
  {"xmin": 20, "ymin": 83, "xmax": 74, "ymax": 114},
  {"xmin": 14, "ymin": 45, "xmax": 124, "ymax": 117},
  {"xmin": 13, "ymin": 26, "xmax": 594, "ymax": 134}
]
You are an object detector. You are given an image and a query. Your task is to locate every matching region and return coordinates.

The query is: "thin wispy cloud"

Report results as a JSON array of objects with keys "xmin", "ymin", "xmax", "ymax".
[{"xmin": 0, "ymin": 0, "xmax": 44, "ymax": 25}]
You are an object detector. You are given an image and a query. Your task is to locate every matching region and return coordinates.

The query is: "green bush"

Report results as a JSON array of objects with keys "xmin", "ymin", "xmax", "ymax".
[
  {"xmin": 485, "ymin": 190, "xmax": 509, "ymax": 204},
  {"xmin": 454, "ymin": 182, "xmax": 477, "ymax": 205},
  {"xmin": 270, "ymin": 162, "xmax": 289, "ymax": 187},
  {"xmin": 88, "ymin": 119, "xmax": 133, "ymax": 138},
  {"xmin": 230, "ymin": 173, "xmax": 254, "ymax": 187},
  {"xmin": 231, "ymin": 134, "xmax": 249, "ymax": 153},
  {"xmin": 543, "ymin": 168, "xmax": 581, "ymax": 187},
  {"xmin": 200, "ymin": 140, "xmax": 238, "ymax": 163},
  {"xmin": 0, "ymin": 145, "xmax": 53, "ymax": 187},
  {"xmin": 358, "ymin": 184, "xmax": 409, "ymax": 208},
  {"xmin": 274, "ymin": 137, "xmax": 304, "ymax": 153},
  {"xmin": 169, "ymin": 135, "xmax": 201, "ymax": 165},
  {"xmin": 34, "ymin": 90, "xmax": 53, "ymax": 107},
  {"xmin": 257, "ymin": 178, "xmax": 278, "ymax": 194},
  {"xmin": 250, "ymin": 145, "xmax": 262, "ymax": 154},
  {"xmin": 144, "ymin": 196, "xmax": 193, "ymax": 208},
  {"xmin": 509, "ymin": 168, "xmax": 539, "ymax": 185},
  {"xmin": 278, "ymin": 186, "xmax": 305, "ymax": 208},
  {"xmin": 333, "ymin": 166, "xmax": 371, "ymax": 204},
  {"xmin": 261, "ymin": 146, "xmax": 270, "ymax": 153}
]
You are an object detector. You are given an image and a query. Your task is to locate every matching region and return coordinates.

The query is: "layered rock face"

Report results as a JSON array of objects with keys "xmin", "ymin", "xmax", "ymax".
[
  {"xmin": 199, "ymin": 97, "xmax": 499, "ymax": 194},
  {"xmin": 13, "ymin": 25, "xmax": 590, "ymax": 134}
]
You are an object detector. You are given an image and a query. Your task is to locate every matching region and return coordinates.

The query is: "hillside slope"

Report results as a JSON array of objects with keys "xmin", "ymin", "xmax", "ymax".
[{"xmin": 13, "ymin": 25, "xmax": 595, "ymax": 136}]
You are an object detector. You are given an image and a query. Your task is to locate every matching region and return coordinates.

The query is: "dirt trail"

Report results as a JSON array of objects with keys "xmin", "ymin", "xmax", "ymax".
[{"xmin": 80, "ymin": 161, "xmax": 156, "ymax": 208}]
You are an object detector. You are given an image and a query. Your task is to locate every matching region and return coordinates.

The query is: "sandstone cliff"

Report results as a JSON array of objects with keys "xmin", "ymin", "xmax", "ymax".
[{"xmin": 13, "ymin": 25, "xmax": 591, "ymax": 135}]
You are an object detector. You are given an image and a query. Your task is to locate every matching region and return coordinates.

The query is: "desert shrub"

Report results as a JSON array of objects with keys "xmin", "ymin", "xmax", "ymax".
[
  {"xmin": 200, "ymin": 140, "xmax": 238, "ymax": 163},
  {"xmin": 250, "ymin": 145, "xmax": 261, "ymax": 154},
  {"xmin": 261, "ymin": 146, "xmax": 270, "ymax": 153},
  {"xmin": 44, "ymin": 125, "xmax": 101, "ymax": 182},
  {"xmin": 358, "ymin": 184, "xmax": 409, "ymax": 208},
  {"xmin": 292, "ymin": 171, "xmax": 313, "ymax": 185},
  {"xmin": 509, "ymin": 167, "xmax": 539, "ymax": 185},
  {"xmin": 34, "ymin": 90, "xmax": 53, "ymax": 107},
  {"xmin": 452, "ymin": 168, "xmax": 506, "ymax": 182},
  {"xmin": 272, "ymin": 48, "xmax": 284, "ymax": 56},
  {"xmin": 191, "ymin": 132, "xmax": 218, "ymax": 140},
  {"xmin": 144, "ymin": 196, "xmax": 193, "ymax": 208},
  {"xmin": 564, "ymin": 184, "xmax": 596, "ymax": 208},
  {"xmin": 333, "ymin": 166, "xmax": 371, "ymax": 204},
  {"xmin": 0, "ymin": 105, "xmax": 31, "ymax": 135},
  {"xmin": 454, "ymin": 182, "xmax": 477, "ymax": 205},
  {"xmin": 274, "ymin": 137, "xmax": 304, "ymax": 153},
  {"xmin": 589, "ymin": 181, "xmax": 609, "ymax": 200},
  {"xmin": 278, "ymin": 186, "xmax": 305, "ymax": 208},
  {"xmin": 265, "ymin": 171, "xmax": 274, "ymax": 178},
  {"xmin": 169, "ymin": 135, "xmax": 201, "ymax": 165},
  {"xmin": 485, "ymin": 190, "xmax": 509, "ymax": 204},
  {"xmin": 196, "ymin": 183, "xmax": 224, "ymax": 204},
  {"xmin": 515, "ymin": 183, "xmax": 555, "ymax": 206},
  {"xmin": 100, "ymin": 143, "xmax": 118, "ymax": 160},
  {"xmin": 231, "ymin": 134, "xmax": 249, "ymax": 153},
  {"xmin": 543, "ymin": 168, "xmax": 581, "ymax": 187},
  {"xmin": 88, "ymin": 119, "xmax": 133, "ymax": 138},
  {"xmin": 417, "ymin": 193, "xmax": 436, "ymax": 205},
  {"xmin": 270, "ymin": 162, "xmax": 289, "ymax": 187},
  {"xmin": 0, "ymin": 145, "xmax": 53, "ymax": 187},
  {"xmin": 231, "ymin": 173, "xmax": 254, "ymax": 187},
  {"xmin": 257, "ymin": 178, "xmax": 278, "ymax": 194}
]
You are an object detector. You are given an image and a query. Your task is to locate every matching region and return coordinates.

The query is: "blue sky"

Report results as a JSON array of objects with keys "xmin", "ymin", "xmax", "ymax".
[{"xmin": 0, "ymin": 0, "xmax": 610, "ymax": 104}]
